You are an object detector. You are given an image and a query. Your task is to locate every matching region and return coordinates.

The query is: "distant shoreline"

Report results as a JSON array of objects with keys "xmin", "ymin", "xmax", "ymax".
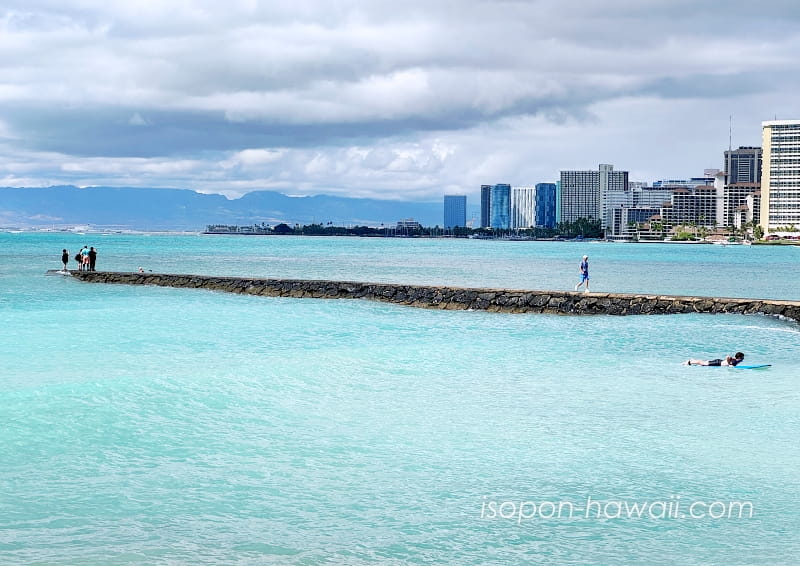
[
  {"xmin": 0, "ymin": 228, "xmax": 202, "ymax": 236},
  {"xmin": 5, "ymin": 228, "xmax": 800, "ymax": 245}
]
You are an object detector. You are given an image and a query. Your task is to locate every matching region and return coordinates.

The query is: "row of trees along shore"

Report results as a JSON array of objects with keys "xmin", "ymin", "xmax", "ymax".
[
  {"xmin": 205, "ymin": 218, "xmax": 604, "ymax": 238},
  {"xmin": 207, "ymin": 218, "xmax": 800, "ymax": 241}
]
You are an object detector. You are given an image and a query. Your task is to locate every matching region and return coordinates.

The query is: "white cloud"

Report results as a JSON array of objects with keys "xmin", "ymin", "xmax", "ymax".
[
  {"xmin": 224, "ymin": 148, "xmax": 286, "ymax": 167},
  {"xmin": 0, "ymin": 1, "xmax": 798, "ymax": 201}
]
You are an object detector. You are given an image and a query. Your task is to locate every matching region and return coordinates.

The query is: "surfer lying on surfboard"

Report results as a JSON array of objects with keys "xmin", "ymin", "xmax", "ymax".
[{"xmin": 685, "ymin": 352, "xmax": 744, "ymax": 366}]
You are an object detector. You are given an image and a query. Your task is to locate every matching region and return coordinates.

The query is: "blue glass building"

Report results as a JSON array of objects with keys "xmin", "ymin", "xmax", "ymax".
[
  {"xmin": 480, "ymin": 185, "xmax": 492, "ymax": 228},
  {"xmin": 443, "ymin": 195, "xmax": 467, "ymax": 229},
  {"xmin": 489, "ymin": 184, "xmax": 511, "ymax": 229},
  {"xmin": 535, "ymin": 183, "xmax": 557, "ymax": 228}
]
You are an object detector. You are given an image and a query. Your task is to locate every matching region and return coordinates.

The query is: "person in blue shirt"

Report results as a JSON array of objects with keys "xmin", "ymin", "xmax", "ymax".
[
  {"xmin": 80, "ymin": 246, "xmax": 90, "ymax": 271},
  {"xmin": 685, "ymin": 352, "xmax": 744, "ymax": 366},
  {"xmin": 574, "ymin": 255, "xmax": 589, "ymax": 292}
]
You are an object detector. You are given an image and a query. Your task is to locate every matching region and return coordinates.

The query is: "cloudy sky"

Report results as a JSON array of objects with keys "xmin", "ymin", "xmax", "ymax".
[{"xmin": 1, "ymin": 1, "xmax": 799, "ymax": 204}]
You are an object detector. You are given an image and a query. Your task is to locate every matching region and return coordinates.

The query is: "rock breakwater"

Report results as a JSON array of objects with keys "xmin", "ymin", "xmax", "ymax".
[{"xmin": 67, "ymin": 271, "xmax": 800, "ymax": 323}]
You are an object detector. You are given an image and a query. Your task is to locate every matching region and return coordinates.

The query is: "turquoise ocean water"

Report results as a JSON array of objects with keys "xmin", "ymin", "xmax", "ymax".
[{"xmin": 1, "ymin": 233, "xmax": 799, "ymax": 565}]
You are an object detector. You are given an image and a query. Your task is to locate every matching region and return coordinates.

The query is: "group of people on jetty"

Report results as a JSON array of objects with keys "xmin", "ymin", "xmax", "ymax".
[{"xmin": 61, "ymin": 246, "xmax": 97, "ymax": 272}]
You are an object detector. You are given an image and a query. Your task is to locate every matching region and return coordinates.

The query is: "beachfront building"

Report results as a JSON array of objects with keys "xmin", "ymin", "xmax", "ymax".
[
  {"xmin": 605, "ymin": 181, "xmax": 673, "ymax": 239},
  {"xmin": 535, "ymin": 183, "xmax": 557, "ymax": 228},
  {"xmin": 559, "ymin": 164, "xmax": 628, "ymax": 229},
  {"xmin": 396, "ymin": 218, "xmax": 422, "ymax": 233},
  {"xmin": 490, "ymin": 184, "xmax": 511, "ymax": 229},
  {"xmin": 443, "ymin": 195, "xmax": 467, "ymax": 229},
  {"xmin": 479, "ymin": 183, "xmax": 512, "ymax": 229},
  {"xmin": 760, "ymin": 120, "xmax": 800, "ymax": 233},
  {"xmin": 723, "ymin": 183, "xmax": 761, "ymax": 228},
  {"xmin": 633, "ymin": 186, "xmax": 674, "ymax": 208},
  {"xmin": 605, "ymin": 184, "xmax": 678, "ymax": 239},
  {"xmin": 604, "ymin": 188, "xmax": 635, "ymax": 235},
  {"xmin": 560, "ymin": 170, "xmax": 600, "ymax": 224},
  {"xmin": 609, "ymin": 206, "xmax": 662, "ymax": 240},
  {"xmin": 480, "ymin": 185, "xmax": 492, "ymax": 228},
  {"xmin": 660, "ymin": 186, "xmax": 718, "ymax": 229},
  {"xmin": 510, "ymin": 186, "xmax": 536, "ymax": 229}
]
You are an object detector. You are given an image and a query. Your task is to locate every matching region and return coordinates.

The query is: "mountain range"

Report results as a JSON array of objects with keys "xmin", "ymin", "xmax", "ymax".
[{"xmin": 0, "ymin": 186, "xmax": 445, "ymax": 230}]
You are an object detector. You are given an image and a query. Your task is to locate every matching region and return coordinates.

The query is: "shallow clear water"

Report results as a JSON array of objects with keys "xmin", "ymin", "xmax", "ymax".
[{"xmin": 1, "ymin": 233, "xmax": 799, "ymax": 564}]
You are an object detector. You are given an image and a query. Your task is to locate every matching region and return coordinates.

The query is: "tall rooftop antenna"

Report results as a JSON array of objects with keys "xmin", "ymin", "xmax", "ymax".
[{"xmin": 729, "ymin": 115, "xmax": 732, "ymax": 151}]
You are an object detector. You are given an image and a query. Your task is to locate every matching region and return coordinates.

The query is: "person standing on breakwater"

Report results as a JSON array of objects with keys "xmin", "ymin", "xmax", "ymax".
[
  {"xmin": 685, "ymin": 352, "xmax": 745, "ymax": 366},
  {"xmin": 88, "ymin": 247, "xmax": 97, "ymax": 271},
  {"xmin": 75, "ymin": 248, "xmax": 84, "ymax": 271},
  {"xmin": 574, "ymin": 255, "xmax": 590, "ymax": 292},
  {"xmin": 80, "ymin": 246, "xmax": 90, "ymax": 271},
  {"xmin": 61, "ymin": 249, "xmax": 69, "ymax": 271}
]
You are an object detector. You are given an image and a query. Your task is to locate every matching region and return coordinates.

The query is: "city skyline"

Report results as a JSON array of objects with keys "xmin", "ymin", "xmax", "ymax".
[
  {"xmin": 1, "ymin": 2, "xmax": 799, "ymax": 202},
  {"xmin": 476, "ymin": 136, "xmax": 775, "ymax": 238}
]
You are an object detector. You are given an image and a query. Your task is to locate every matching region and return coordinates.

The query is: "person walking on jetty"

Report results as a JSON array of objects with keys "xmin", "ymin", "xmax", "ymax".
[
  {"xmin": 685, "ymin": 352, "xmax": 745, "ymax": 366},
  {"xmin": 574, "ymin": 255, "xmax": 590, "ymax": 292},
  {"xmin": 61, "ymin": 249, "xmax": 69, "ymax": 271}
]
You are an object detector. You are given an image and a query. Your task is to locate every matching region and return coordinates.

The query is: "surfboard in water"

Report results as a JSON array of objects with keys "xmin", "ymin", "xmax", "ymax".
[{"xmin": 685, "ymin": 363, "xmax": 771, "ymax": 369}]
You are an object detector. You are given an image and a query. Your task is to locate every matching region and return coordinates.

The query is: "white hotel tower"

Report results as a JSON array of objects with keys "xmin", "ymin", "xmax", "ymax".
[
  {"xmin": 510, "ymin": 186, "xmax": 537, "ymax": 229},
  {"xmin": 760, "ymin": 120, "xmax": 800, "ymax": 232}
]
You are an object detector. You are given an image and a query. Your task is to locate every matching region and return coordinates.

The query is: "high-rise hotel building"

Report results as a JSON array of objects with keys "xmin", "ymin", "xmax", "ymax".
[
  {"xmin": 535, "ymin": 183, "xmax": 557, "ymax": 228},
  {"xmin": 760, "ymin": 120, "xmax": 800, "ymax": 232},
  {"xmin": 510, "ymin": 186, "xmax": 536, "ymax": 229},
  {"xmin": 480, "ymin": 185, "xmax": 492, "ymax": 228},
  {"xmin": 443, "ymin": 195, "xmax": 467, "ymax": 229},
  {"xmin": 485, "ymin": 184, "xmax": 511, "ymax": 229},
  {"xmin": 560, "ymin": 164, "xmax": 628, "ymax": 227}
]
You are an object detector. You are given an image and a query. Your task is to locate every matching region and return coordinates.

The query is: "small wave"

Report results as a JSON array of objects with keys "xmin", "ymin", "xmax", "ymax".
[{"xmin": 715, "ymin": 322, "xmax": 800, "ymax": 335}]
